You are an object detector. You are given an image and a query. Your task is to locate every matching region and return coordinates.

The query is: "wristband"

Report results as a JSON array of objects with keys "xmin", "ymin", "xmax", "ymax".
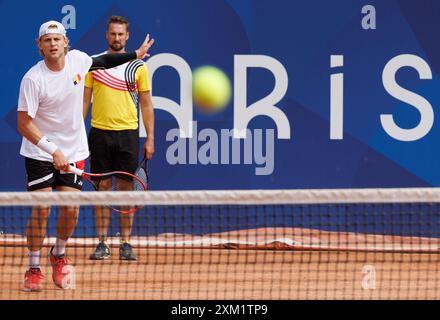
[{"xmin": 37, "ymin": 136, "xmax": 58, "ymax": 155}]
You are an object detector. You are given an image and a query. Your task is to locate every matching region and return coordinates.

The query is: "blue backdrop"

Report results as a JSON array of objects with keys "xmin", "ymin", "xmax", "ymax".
[{"xmin": 1, "ymin": 0, "xmax": 440, "ymax": 191}]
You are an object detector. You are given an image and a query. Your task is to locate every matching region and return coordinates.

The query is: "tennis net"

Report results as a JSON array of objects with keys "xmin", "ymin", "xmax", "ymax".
[{"xmin": 0, "ymin": 188, "xmax": 439, "ymax": 299}]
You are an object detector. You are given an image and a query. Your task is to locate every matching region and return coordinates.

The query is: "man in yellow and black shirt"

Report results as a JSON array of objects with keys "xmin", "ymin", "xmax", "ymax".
[{"xmin": 83, "ymin": 16, "xmax": 155, "ymax": 261}]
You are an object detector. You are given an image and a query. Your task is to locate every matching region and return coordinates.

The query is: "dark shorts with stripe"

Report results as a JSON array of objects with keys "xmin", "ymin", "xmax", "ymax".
[
  {"xmin": 25, "ymin": 158, "xmax": 85, "ymax": 191},
  {"xmin": 88, "ymin": 127, "xmax": 139, "ymax": 179}
]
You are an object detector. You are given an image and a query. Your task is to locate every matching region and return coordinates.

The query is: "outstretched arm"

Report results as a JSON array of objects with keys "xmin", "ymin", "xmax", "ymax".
[{"xmin": 89, "ymin": 34, "xmax": 155, "ymax": 71}]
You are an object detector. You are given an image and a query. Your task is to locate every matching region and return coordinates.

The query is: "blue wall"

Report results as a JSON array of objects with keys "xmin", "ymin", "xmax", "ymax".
[
  {"xmin": 2, "ymin": 203, "xmax": 439, "ymax": 238},
  {"xmin": 2, "ymin": 0, "xmax": 440, "ymax": 191}
]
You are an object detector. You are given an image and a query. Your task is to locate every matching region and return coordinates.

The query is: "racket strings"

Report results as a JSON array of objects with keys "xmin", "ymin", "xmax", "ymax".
[{"xmin": 133, "ymin": 167, "xmax": 148, "ymax": 191}]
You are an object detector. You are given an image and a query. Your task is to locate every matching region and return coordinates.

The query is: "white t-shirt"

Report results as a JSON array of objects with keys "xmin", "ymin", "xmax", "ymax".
[{"xmin": 17, "ymin": 50, "xmax": 93, "ymax": 162}]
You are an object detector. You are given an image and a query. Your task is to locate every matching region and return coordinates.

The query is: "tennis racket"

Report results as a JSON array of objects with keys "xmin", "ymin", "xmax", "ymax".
[
  {"xmin": 132, "ymin": 155, "xmax": 149, "ymax": 192},
  {"xmin": 69, "ymin": 157, "xmax": 149, "ymax": 214}
]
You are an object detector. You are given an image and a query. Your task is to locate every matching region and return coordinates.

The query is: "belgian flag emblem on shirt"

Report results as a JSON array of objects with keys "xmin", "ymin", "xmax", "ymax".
[{"xmin": 73, "ymin": 74, "xmax": 81, "ymax": 85}]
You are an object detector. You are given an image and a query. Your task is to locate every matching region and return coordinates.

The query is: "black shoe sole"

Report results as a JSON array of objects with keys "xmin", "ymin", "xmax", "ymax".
[
  {"xmin": 89, "ymin": 255, "xmax": 111, "ymax": 260},
  {"xmin": 119, "ymin": 256, "xmax": 137, "ymax": 261}
]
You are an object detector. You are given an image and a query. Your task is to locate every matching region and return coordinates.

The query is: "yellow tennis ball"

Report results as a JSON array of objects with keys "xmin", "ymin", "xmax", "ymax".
[{"xmin": 192, "ymin": 66, "xmax": 232, "ymax": 113}]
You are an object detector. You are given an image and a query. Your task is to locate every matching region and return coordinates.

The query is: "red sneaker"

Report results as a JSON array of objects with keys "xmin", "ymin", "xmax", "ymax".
[
  {"xmin": 23, "ymin": 268, "xmax": 44, "ymax": 292},
  {"xmin": 49, "ymin": 248, "xmax": 71, "ymax": 289}
]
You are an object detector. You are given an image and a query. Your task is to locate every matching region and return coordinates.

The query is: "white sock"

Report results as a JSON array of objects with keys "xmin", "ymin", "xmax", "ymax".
[
  {"xmin": 29, "ymin": 251, "xmax": 41, "ymax": 269},
  {"xmin": 53, "ymin": 238, "xmax": 67, "ymax": 256}
]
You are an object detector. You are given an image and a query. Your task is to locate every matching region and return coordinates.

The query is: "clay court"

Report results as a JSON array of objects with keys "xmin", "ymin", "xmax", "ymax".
[{"xmin": 1, "ymin": 227, "xmax": 439, "ymax": 300}]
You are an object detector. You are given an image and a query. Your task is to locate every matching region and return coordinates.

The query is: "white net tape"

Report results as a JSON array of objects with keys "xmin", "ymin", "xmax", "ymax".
[{"xmin": 0, "ymin": 188, "xmax": 440, "ymax": 206}]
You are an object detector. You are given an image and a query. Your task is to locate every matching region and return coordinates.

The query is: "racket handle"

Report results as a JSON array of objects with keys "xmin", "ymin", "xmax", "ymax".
[{"xmin": 69, "ymin": 166, "xmax": 84, "ymax": 176}]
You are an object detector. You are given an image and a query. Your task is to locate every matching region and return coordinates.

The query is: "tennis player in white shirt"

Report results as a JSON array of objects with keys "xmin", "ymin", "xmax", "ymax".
[{"xmin": 17, "ymin": 20, "xmax": 154, "ymax": 292}]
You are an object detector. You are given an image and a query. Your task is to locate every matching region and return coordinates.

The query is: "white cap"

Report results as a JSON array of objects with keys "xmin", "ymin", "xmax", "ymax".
[{"xmin": 38, "ymin": 20, "xmax": 66, "ymax": 38}]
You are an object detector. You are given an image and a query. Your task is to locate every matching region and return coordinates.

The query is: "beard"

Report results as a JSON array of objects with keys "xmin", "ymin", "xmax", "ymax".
[{"xmin": 109, "ymin": 42, "xmax": 124, "ymax": 52}]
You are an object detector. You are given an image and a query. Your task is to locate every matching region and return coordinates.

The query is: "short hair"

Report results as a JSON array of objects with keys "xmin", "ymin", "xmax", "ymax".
[{"xmin": 107, "ymin": 16, "xmax": 129, "ymax": 31}]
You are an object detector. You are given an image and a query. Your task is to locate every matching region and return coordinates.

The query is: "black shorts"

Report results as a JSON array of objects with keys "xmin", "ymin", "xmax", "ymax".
[
  {"xmin": 89, "ymin": 127, "xmax": 139, "ymax": 179},
  {"xmin": 25, "ymin": 158, "xmax": 85, "ymax": 191}
]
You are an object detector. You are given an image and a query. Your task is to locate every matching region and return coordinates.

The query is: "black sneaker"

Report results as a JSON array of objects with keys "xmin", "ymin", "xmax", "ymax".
[
  {"xmin": 119, "ymin": 242, "xmax": 137, "ymax": 261},
  {"xmin": 89, "ymin": 242, "xmax": 110, "ymax": 260}
]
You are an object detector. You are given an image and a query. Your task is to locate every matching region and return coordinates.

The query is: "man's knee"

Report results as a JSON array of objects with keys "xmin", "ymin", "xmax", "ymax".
[
  {"xmin": 32, "ymin": 206, "xmax": 51, "ymax": 220},
  {"xmin": 60, "ymin": 206, "xmax": 79, "ymax": 219},
  {"xmin": 98, "ymin": 178, "xmax": 112, "ymax": 191}
]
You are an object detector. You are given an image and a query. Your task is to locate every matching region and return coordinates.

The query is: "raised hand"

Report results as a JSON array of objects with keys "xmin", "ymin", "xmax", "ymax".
[{"xmin": 135, "ymin": 34, "xmax": 155, "ymax": 59}]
